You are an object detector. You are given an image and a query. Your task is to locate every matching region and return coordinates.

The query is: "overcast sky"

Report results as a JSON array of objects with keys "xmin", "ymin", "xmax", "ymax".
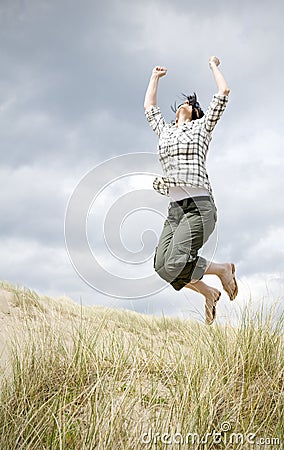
[{"xmin": 1, "ymin": 0, "xmax": 283, "ymax": 324}]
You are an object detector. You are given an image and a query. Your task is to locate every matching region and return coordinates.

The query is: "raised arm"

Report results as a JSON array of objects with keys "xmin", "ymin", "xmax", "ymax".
[
  {"xmin": 209, "ymin": 56, "xmax": 230, "ymax": 96},
  {"xmin": 144, "ymin": 66, "xmax": 167, "ymax": 111}
]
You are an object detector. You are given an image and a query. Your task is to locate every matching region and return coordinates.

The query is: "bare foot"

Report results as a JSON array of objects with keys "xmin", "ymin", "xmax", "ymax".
[
  {"xmin": 205, "ymin": 288, "xmax": 221, "ymax": 325},
  {"xmin": 219, "ymin": 263, "xmax": 238, "ymax": 300},
  {"xmin": 184, "ymin": 280, "xmax": 221, "ymax": 325}
]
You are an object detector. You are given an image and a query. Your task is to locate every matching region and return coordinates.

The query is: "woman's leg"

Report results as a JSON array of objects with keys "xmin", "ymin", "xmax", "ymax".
[
  {"xmin": 185, "ymin": 279, "xmax": 221, "ymax": 325},
  {"xmin": 163, "ymin": 199, "xmax": 216, "ymax": 288},
  {"xmin": 184, "ymin": 260, "xmax": 238, "ymax": 324},
  {"xmin": 153, "ymin": 213, "xmax": 177, "ymax": 275},
  {"xmin": 204, "ymin": 261, "xmax": 238, "ymax": 300}
]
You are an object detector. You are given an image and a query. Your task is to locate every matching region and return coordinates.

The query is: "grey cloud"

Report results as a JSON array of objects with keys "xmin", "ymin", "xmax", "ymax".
[
  {"xmin": 0, "ymin": 0, "xmax": 151, "ymax": 124},
  {"xmin": 0, "ymin": 166, "xmax": 68, "ymax": 245}
]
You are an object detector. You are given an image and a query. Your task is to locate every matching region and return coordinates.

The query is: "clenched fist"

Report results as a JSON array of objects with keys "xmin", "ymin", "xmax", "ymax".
[
  {"xmin": 152, "ymin": 66, "xmax": 167, "ymax": 78},
  {"xmin": 209, "ymin": 56, "xmax": 220, "ymax": 69}
]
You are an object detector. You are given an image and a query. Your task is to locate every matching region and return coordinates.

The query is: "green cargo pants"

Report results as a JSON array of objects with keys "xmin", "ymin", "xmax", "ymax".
[{"xmin": 153, "ymin": 196, "xmax": 217, "ymax": 290}]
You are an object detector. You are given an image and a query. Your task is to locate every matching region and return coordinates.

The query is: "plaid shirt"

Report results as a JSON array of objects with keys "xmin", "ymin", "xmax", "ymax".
[{"xmin": 145, "ymin": 93, "xmax": 228, "ymax": 200}]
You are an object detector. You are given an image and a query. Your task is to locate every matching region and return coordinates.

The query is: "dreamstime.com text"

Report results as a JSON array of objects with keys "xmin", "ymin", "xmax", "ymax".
[{"xmin": 140, "ymin": 425, "xmax": 281, "ymax": 447}]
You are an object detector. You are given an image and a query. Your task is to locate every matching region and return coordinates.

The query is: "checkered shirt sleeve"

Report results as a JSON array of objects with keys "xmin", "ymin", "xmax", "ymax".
[
  {"xmin": 144, "ymin": 105, "xmax": 168, "ymax": 137},
  {"xmin": 144, "ymin": 94, "xmax": 228, "ymax": 198},
  {"xmin": 202, "ymin": 93, "xmax": 228, "ymax": 132}
]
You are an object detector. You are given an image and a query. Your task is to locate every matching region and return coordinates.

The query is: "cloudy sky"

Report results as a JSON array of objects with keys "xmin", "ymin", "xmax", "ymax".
[{"xmin": 1, "ymin": 0, "xmax": 283, "ymax": 324}]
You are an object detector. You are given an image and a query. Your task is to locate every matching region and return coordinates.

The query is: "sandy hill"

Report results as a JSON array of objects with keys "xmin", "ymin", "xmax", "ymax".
[
  {"xmin": 0, "ymin": 281, "xmax": 283, "ymax": 449},
  {"xmin": 0, "ymin": 281, "xmax": 142, "ymax": 374}
]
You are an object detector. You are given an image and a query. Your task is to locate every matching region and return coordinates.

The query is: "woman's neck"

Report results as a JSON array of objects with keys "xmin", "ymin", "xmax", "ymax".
[{"xmin": 175, "ymin": 110, "xmax": 192, "ymax": 127}]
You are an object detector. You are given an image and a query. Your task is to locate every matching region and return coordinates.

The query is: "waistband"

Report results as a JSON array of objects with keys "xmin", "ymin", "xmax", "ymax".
[{"xmin": 171, "ymin": 196, "xmax": 210, "ymax": 208}]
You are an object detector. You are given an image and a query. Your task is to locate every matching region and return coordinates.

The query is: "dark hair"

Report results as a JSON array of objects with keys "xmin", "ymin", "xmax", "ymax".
[{"xmin": 171, "ymin": 92, "xmax": 204, "ymax": 121}]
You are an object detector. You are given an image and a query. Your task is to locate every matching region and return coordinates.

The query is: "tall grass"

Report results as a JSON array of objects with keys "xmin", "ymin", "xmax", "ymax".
[{"xmin": 0, "ymin": 283, "xmax": 283, "ymax": 449}]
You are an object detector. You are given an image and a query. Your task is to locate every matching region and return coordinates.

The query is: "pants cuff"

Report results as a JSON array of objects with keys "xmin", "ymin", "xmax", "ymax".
[{"xmin": 170, "ymin": 257, "xmax": 207, "ymax": 291}]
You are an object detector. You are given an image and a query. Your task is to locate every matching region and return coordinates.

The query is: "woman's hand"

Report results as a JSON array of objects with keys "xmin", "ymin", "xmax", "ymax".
[
  {"xmin": 144, "ymin": 66, "xmax": 167, "ymax": 110},
  {"xmin": 152, "ymin": 66, "xmax": 167, "ymax": 78},
  {"xmin": 209, "ymin": 56, "xmax": 220, "ymax": 70}
]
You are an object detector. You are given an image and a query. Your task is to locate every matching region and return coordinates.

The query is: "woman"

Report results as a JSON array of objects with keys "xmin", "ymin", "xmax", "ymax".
[{"xmin": 144, "ymin": 56, "xmax": 238, "ymax": 325}]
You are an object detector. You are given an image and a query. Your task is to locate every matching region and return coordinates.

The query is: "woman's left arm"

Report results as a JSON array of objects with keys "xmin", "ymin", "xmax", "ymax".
[{"xmin": 209, "ymin": 56, "xmax": 230, "ymax": 96}]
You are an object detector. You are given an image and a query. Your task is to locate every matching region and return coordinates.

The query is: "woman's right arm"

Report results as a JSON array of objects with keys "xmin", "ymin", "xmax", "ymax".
[
  {"xmin": 144, "ymin": 66, "xmax": 167, "ymax": 110},
  {"xmin": 201, "ymin": 57, "xmax": 230, "ymax": 133}
]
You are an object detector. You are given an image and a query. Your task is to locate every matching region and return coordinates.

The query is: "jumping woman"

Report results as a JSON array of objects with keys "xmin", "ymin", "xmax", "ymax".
[{"xmin": 144, "ymin": 56, "xmax": 238, "ymax": 324}]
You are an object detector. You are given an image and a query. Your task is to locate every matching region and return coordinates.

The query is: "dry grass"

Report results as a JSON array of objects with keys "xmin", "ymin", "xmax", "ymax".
[{"xmin": 0, "ymin": 281, "xmax": 283, "ymax": 449}]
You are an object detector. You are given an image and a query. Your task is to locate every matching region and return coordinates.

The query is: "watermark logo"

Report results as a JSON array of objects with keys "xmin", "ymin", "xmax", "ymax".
[
  {"xmin": 140, "ymin": 424, "xmax": 281, "ymax": 447},
  {"xmin": 220, "ymin": 421, "xmax": 231, "ymax": 432},
  {"xmin": 64, "ymin": 152, "xmax": 218, "ymax": 299}
]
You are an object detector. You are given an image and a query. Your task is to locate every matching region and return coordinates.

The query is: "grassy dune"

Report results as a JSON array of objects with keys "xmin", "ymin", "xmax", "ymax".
[{"xmin": 0, "ymin": 281, "xmax": 283, "ymax": 449}]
